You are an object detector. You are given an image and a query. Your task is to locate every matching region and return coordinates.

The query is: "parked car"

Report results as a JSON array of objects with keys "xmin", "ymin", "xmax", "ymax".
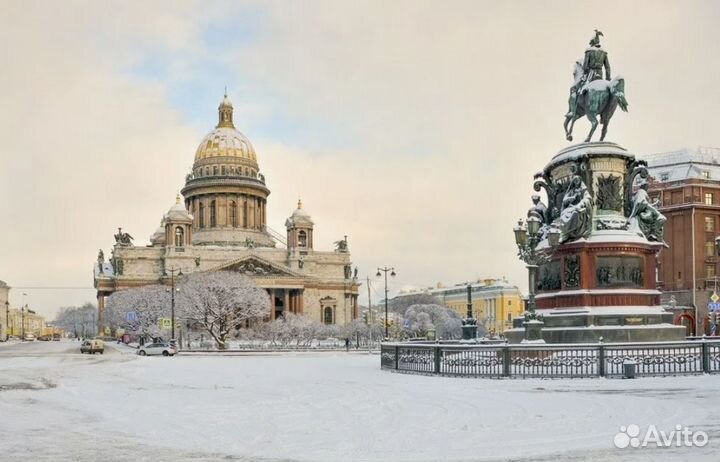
[
  {"xmin": 38, "ymin": 335, "xmax": 52, "ymax": 341},
  {"xmin": 80, "ymin": 339, "xmax": 104, "ymax": 354},
  {"xmin": 24, "ymin": 333, "xmax": 35, "ymax": 341},
  {"xmin": 137, "ymin": 342, "xmax": 177, "ymax": 357}
]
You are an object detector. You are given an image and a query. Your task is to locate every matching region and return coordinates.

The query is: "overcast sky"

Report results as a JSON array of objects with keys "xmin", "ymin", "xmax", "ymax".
[{"xmin": 1, "ymin": 0, "xmax": 719, "ymax": 318}]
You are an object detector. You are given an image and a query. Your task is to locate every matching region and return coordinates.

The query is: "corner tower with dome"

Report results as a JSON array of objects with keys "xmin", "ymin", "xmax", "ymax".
[{"xmin": 94, "ymin": 94, "xmax": 360, "ymax": 333}]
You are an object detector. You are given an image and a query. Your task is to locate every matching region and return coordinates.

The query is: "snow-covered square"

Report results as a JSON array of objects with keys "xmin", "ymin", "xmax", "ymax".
[{"xmin": 0, "ymin": 340, "xmax": 717, "ymax": 461}]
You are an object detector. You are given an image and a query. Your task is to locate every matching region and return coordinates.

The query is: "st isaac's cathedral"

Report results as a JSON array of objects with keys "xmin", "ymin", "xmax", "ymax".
[{"xmin": 94, "ymin": 94, "xmax": 361, "ymax": 330}]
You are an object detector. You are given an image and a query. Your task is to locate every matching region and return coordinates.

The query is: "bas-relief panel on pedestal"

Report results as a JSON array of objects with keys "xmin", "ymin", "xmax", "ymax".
[
  {"xmin": 537, "ymin": 261, "xmax": 561, "ymax": 292},
  {"xmin": 596, "ymin": 256, "xmax": 643, "ymax": 288}
]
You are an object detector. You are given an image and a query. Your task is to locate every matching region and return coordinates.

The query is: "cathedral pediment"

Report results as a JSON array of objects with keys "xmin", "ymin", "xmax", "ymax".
[{"xmin": 211, "ymin": 256, "xmax": 302, "ymax": 278}]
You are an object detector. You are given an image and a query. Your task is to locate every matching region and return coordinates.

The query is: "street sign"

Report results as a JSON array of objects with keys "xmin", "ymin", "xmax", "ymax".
[
  {"xmin": 159, "ymin": 318, "xmax": 172, "ymax": 329},
  {"xmin": 708, "ymin": 302, "xmax": 720, "ymax": 312},
  {"xmin": 126, "ymin": 311, "xmax": 138, "ymax": 322},
  {"xmin": 712, "ymin": 293, "xmax": 720, "ymax": 303}
]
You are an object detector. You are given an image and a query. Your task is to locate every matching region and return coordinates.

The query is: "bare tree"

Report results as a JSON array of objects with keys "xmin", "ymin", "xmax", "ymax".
[
  {"xmin": 389, "ymin": 293, "xmax": 440, "ymax": 315},
  {"xmin": 105, "ymin": 285, "xmax": 168, "ymax": 341},
  {"xmin": 54, "ymin": 303, "xmax": 96, "ymax": 338},
  {"xmin": 177, "ymin": 271, "xmax": 270, "ymax": 350},
  {"xmin": 404, "ymin": 304, "xmax": 463, "ymax": 339}
]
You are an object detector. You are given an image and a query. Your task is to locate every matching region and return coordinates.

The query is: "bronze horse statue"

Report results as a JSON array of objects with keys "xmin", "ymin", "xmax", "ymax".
[{"xmin": 564, "ymin": 61, "xmax": 628, "ymax": 142}]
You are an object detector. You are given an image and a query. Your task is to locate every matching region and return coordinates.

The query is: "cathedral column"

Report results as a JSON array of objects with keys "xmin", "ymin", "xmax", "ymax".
[
  {"xmin": 298, "ymin": 290, "xmax": 304, "ymax": 314},
  {"xmin": 262, "ymin": 200, "xmax": 266, "ymax": 227},
  {"xmin": 255, "ymin": 198, "xmax": 260, "ymax": 229},
  {"xmin": 284, "ymin": 290, "xmax": 290, "ymax": 316},
  {"xmin": 269, "ymin": 289, "xmax": 276, "ymax": 320},
  {"xmin": 97, "ymin": 292, "xmax": 106, "ymax": 335}
]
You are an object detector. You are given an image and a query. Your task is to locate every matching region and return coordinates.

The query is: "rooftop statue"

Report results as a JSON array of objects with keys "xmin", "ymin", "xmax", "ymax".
[
  {"xmin": 114, "ymin": 227, "xmax": 134, "ymax": 247},
  {"xmin": 563, "ymin": 30, "xmax": 628, "ymax": 143}
]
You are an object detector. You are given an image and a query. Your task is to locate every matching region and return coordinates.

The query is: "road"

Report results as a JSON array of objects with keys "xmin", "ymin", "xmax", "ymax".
[{"xmin": 0, "ymin": 340, "xmax": 718, "ymax": 462}]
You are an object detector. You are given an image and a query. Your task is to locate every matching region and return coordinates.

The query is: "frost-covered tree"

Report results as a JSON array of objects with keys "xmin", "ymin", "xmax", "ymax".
[
  {"xmin": 389, "ymin": 293, "xmax": 441, "ymax": 314},
  {"xmin": 177, "ymin": 271, "xmax": 270, "ymax": 350},
  {"xmin": 404, "ymin": 304, "xmax": 462, "ymax": 339},
  {"xmin": 105, "ymin": 285, "xmax": 168, "ymax": 341},
  {"xmin": 54, "ymin": 302, "xmax": 97, "ymax": 337}
]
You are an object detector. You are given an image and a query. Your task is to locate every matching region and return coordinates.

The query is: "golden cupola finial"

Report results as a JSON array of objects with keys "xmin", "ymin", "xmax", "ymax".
[
  {"xmin": 217, "ymin": 89, "xmax": 234, "ymax": 129},
  {"xmin": 298, "ymin": 198, "xmax": 303, "ymax": 209}
]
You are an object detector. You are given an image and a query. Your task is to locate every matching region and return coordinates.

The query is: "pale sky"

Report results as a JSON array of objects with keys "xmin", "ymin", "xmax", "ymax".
[{"xmin": 1, "ymin": 0, "xmax": 719, "ymax": 318}]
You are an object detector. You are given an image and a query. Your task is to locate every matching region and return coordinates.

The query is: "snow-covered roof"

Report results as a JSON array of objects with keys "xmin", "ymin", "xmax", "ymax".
[
  {"xmin": 643, "ymin": 147, "xmax": 720, "ymax": 183},
  {"xmin": 94, "ymin": 262, "xmax": 115, "ymax": 278}
]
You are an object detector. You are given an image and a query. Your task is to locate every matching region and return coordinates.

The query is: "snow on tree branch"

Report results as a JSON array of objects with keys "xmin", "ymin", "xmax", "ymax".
[{"xmin": 176, "ymin": 271, "xmax": 270, "ymax": 350}]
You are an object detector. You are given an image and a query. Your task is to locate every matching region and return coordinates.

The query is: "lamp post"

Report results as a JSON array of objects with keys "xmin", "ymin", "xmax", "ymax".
[
  {"xmin": 376, "ymin": 266, "xmax": 396, "ymax": 339},
  {"xmin": 164, "ymin": 267, "xmax": 183, "ymax": 340},
  {"xmin": 21, "ymin": 304, "xmax": 26, "ymax": 341},
  {"xmin": 4, "ymin": 301, "xmax": 9, "ymax": 341},
  {"xmin": 462, "ymin": 283, "xmax": 478, "ymax": 340},
  {"xmin": 513, "ymin": 217, "xmax": 560, "ymax": 342}
]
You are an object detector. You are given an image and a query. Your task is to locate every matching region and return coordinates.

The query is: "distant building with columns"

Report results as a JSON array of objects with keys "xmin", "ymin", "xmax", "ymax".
[{"xmin": 94, "ymin": 94, "xmax": 361, "ymax": 332}]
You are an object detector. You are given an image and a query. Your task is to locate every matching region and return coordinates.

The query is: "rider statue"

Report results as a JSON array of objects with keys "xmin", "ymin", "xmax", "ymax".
[{"xmin": 567, "ymin": 30, "xmax": 612, "ymax": 119}]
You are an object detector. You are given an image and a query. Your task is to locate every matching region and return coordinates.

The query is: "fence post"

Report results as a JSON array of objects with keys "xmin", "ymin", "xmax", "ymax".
[
  {"xmin": 394, "ymin": 345, "xmax": 399, "ymax": 370},
  {"xmin": 503, "ymin": 346, "xmax": 511, "ymax": 377},
  {"xmin": 598, "ymin": 339, "xmax": 605, "ymax": 377},
  {"xmin": 702, "ymin": 337, "xmax": 709, "ymax": 373},
  {"xmin": 434, "ymin": 346, "xmax": 441, "ymax": 374}
]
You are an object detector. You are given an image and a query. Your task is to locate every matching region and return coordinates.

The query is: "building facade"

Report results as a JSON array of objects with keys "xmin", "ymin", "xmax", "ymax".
[
  {"xmin": 646, "ymin": 147, "xmax": 720, "ymax": 335},
  {"xmin": 94, "ymin": 94, "xmax": 361, "ymax": 330},
  {"xmin": 0, "ymin": 280, "xmax": 8, "ymax": 340},
  {"xmin": 5, "ymin": 308, "xmax": 46, "ymax": 338},
  {"xmin": 395, "ymin": 279, "xmax": 525, "ymax": 334}
]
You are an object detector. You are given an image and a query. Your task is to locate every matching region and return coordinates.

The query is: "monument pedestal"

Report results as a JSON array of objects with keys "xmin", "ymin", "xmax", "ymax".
[{"xmin": 509, "ymin": 142, "xmax": 684, "ymax": 344}]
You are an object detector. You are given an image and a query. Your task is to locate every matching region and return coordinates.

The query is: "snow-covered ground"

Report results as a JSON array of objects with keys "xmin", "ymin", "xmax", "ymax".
[{"xmin": 0, "ymin": 340, "xmax": 718, "ymax": 462}]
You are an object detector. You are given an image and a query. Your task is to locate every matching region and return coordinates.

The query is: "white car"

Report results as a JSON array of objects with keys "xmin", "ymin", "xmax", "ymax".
[
  {"xmin": 137, "ymin": 342, "xmax": 177, "ymax": 357},
  {"xmin": 24, "ymin": 333, "xmax": 35, "ymax": 341}
]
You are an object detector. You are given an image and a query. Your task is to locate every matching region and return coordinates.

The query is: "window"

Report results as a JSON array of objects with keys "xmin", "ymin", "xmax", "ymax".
[
  {"xmin": 324, "ymin": 306, "xmax": 333, "ymax": 325},
  {"xmin": 210, "ymin": 200, "xmax": 217, "ymax": 227},
  {"xmin": 706, "ymin": 193, "xmax": 714, "ymax": 205},
  {"xmin": 706, "ymin": 216, "xmax": 715, "ymax": 232},
  {"xmin": 298, "ymin": 230, "xmax": 307, "ymax": 247},
  {"xmin": 213, "ymin": 166, "xmax": 218, "ymax": 176},
  {"xmin": 229, "ymin": 201, "xmax": 237, "ymax": 227},
  {"xmin": 199, "ymin": 203, "xmax": 205, "ymax": 228},
  {"xmin": 221, "ymin": 166, "xmax": 226, "ymax": 175},
  {"xmin": 707, "ymin": 265, "xmax": 716, "ymax": 279},
  {"xmin": 707, "ymin": 241, "xmax": 715, "ymax": 257},
  {"xmin": 175, "ymin": 227, "xmax": 184, "ymax": 247},
  {"xmin": 205, "ymin": 167, "xmax": 209, "ymax": 176},
  {"xmin": 660, "ymin": 172, "xmax": 669, "ymax": 181},
  {"xmin": 703, "ymin": 171, "xmax": 710, "ymax": 179}
]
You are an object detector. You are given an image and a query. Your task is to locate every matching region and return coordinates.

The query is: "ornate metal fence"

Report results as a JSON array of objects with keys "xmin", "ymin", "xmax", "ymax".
[{"xmin": 381, "ymin": 340, "xmax": 720, "ymax": 379}]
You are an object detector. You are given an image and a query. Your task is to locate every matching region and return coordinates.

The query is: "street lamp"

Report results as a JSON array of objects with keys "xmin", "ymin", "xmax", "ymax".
[
  {"xmin": 4, "ymin": 301, "xmax": 9, "ymax": 341},
  {"xmin": 462, "ymin": 283, "xmax": 478, "ymax": 341},
  {"xmin": 21, "ymin": 304, "xmax": 26, "ymax": 341},
  {"xmin": 377, "ymin": 267, "xmax": 396, "ymax": 339},
  {"xmin": 513, "ymin": 218, "xmax": 560, "ymax": 341},
  {"xmin": 164, "ymin": 267, "xmax": 183, "ymax": 340}
]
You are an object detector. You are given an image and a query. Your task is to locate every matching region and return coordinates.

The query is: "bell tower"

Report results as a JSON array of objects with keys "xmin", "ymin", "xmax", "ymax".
[{"xmin": 285, "ymin": 199, "xmax": 314, "ymax": 250}]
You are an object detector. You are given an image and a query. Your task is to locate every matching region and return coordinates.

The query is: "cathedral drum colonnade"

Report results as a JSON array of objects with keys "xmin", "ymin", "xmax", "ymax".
[{"xmin": 94, "ymin": 94, "xmax": 360, "ymax": 332}]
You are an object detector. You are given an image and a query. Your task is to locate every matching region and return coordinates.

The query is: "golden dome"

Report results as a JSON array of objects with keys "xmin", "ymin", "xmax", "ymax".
[{"xmin": 194, "ymin": 93, "xmax": 257, "ymax": 163}]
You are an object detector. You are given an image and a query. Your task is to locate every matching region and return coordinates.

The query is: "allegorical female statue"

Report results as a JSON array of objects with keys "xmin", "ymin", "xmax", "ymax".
[
  {"xmin": 555, "ymin": 174, "xmax": 593, "ymax": 242},
  {"xmin": 629, "ymin": 179, "xmax": 666, "ymax": 242}
]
